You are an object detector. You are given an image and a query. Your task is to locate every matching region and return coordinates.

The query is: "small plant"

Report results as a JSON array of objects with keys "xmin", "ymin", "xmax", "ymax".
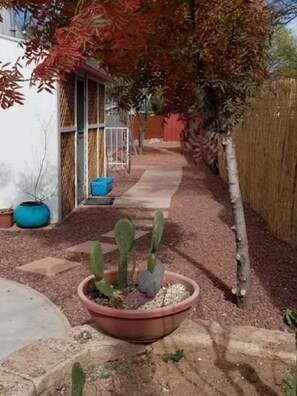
[
  {"xmin": 147, "ymin": 211, "xmax": 165, "ymax": 272},
  {"xmin": 282, "ymin": 309, "xmax": 297, "ymax": 396},
  {"xmin": 90, "ymin": 242, "xmax": 113, "ymax": 297},
  {"xmin": 0, "ymin": 208, "xmax": 13, "ymax": 214},
  {"xmin": 138, "ymin": 264, "xmax": 165, "ymax": 297},
  {"xmin": 71, "ymin": 362, "xmax": 86, "ymax": 396},
  {"xmin": 17, "ymin": 116, "xmax": 57, "ymax": 203},
  {"xmin": 161, "ymin": 349, "xmax": 184, "ymax": 363},
  {"xmin": 89, "ymin": 211, "xmax": 165, "ymax": 299},
  {"xmin": 114, "ymin": 218, "xmax": 135, "ymax": 289}
]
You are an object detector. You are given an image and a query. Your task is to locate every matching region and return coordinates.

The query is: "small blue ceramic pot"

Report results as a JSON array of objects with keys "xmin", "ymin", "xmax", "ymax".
[{"xmin": 14, "ymin": 201, "xmax": 50, "ymax": 228}]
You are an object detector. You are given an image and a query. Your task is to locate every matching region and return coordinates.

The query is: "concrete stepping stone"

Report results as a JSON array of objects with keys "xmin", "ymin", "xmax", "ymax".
[
  {"xmin": 67, "ymin": 241, "xmax": 117, "ymax": 254},
  {"xmin": 135, "ymin": 210, "xmax": 169, "ymax": 219},
  {"xmin": 102, "ymin": 229, "xmax": 150, "ymax": 239},
  {"xmin": 132, "ymin": 219, "xmax": 153, "ymax": 228},
  {"xmin": 18, "ymin": 257, "xmax": 80, "ymax": 277},
  {"xmin": 0, "ymin": 278, "xmax": 70, "ymax": 359}
]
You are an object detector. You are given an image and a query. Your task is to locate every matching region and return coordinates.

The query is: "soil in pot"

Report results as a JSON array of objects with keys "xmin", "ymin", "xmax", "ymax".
[{"xmin": 87, "ymin": 281, "xmax": 190, "ymax": 311}]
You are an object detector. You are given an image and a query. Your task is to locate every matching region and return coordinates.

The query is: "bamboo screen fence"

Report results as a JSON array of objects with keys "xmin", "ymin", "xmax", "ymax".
[
  {"xmin": 60, "ymin": 74, "xmax": 76, "ymax": 218},
  {"xmin": 218, "ymin": 79, "xmax": 297, "ymax": 247},
  {"xmin": 60, "ymin": 132, "xmax": 75, "ymax": 219},
  {"xmin": 60, "ymin": 74, "xmax": 75, "ymax": 128},
  {"xmin": 88, "ymin": 79, "xmax": 98, "ymax": 124},
  {"xmin": 88, "ymin": 129, "xmax": 97, "ymax": 186},
  {"xmin": 99, "ymin": 84, "xmax": 105, "ymax": 123},
  {"xmin": 98, "ymin": 127, "xmax": 105, "ymax": 176}
]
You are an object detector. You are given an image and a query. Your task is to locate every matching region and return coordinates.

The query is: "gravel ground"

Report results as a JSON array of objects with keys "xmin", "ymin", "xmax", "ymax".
[{"xmin": 1, "ymin": 142, "xmax": 296, "ymax": 330}]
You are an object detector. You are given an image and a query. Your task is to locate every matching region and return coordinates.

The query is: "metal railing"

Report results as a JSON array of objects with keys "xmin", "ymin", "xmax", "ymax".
[{"xmin": 104, "ymin": 127, "xmax": 130, "ymax": 173}]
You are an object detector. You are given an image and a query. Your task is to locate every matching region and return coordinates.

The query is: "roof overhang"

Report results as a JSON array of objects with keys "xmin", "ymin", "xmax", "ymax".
[{"xmin": 80, "ymin": 63, "xmax": 115, "ymax": 84}]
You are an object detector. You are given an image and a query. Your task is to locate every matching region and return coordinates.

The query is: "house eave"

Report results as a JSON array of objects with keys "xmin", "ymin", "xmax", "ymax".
[{"xmin": 80, "ymin": 63, "xmax": 115, "ymax": 84}]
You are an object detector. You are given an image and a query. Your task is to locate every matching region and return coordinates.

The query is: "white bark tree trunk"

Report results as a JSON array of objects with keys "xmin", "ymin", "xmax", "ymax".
[{"xmin": 223, "ymin": 132, "xmax": 252, "ymax": 309}]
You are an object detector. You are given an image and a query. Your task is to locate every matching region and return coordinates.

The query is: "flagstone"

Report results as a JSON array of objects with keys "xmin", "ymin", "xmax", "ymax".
[
  {"xmin": 67, "ymin": 241, "xmax": 117, "ymax": 254},
  {"xmin": 132, "ymin": 219, "xmax": 153, "ymax": 228},
  {"xmin": 17, "ymin": 257, "xmax": 80, "ymax": 277},
  {"xmin": 102, "ymin": 229, "xmax": 150, "ymax": 239}
]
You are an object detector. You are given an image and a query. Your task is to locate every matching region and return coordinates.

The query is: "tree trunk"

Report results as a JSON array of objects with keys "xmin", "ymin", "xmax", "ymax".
[
  {"xmin": 222, "ymin": 132, "xmax": 252, "ymax": 309},
  {"xmin": 138, "ymin": 126, "xmax": 144, "ymax": 155}
]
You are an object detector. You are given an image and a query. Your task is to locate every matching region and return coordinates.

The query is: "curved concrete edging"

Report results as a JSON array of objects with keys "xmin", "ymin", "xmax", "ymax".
[
  {"xmin": 0, "ymin": 278, "xmax": 70, "ymax": 359},
  {"xmin": 0, "ymin": 319, "xmax": 295, "ymax": 396}
]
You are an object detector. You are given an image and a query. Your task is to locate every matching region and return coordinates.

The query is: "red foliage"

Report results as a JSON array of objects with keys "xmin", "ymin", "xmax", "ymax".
[{"xmin": 0, "ymin": 0, "xmax": 272, "ymax": 114}]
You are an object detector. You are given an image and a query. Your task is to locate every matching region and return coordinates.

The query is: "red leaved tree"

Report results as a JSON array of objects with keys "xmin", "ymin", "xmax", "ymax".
[{"xmin": 0, "ymin": 0, "xmax": 273, "ymax": 308}]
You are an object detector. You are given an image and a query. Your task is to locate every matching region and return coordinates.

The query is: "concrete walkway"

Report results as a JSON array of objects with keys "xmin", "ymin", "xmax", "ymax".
[
  {"xmin": 113, "ymin": 166, "xmax": 182, "ymax": 208},
  {"xmin": 0, "ymin": 279, "xmax": 70, "ymax": 359}
]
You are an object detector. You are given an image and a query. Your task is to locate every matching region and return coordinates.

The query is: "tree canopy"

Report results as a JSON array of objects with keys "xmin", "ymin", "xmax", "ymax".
[
  {"xmin": 270, "ymin": 26, "xmax": 297, "ymax": 78},
  {"xmin": 1, "ymin": 0, "xmax": 272, "ymax": 126},
  {"xmin": 270, "ymin": 0, "xmax": 297, "ymax": 24}
]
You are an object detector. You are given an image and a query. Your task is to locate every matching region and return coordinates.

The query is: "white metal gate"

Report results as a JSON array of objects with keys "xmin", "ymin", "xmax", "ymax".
[{"xmin": 104, "ymin": 127, "xmax": 130, "ymax": 173}]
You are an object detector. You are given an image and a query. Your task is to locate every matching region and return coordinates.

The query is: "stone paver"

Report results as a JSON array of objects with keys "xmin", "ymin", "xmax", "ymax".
[
  {"xmin": 135, "ymin": 210, "xmax": 169, "ymax": 219},
  {"xmin": 18, "ymin": 257, "xmax": 80, "ymax": 277},
  {"xmin": 102, "ymin": 229, "xmax": 150, "ymax": 239},
  {"xmin": 0, "ymin": 278, "xmax": 70, "ymax": 359},
  {"xmin": 113, "ymin": 166, "xmax": 182, "ymax": 208},
  {"xmin": 132, "ymin": 219, "xmax": 153, "ymax": 228},
  {"xmin": 67, "ymin": 240, "xmax": 117, "ymax": 254}
]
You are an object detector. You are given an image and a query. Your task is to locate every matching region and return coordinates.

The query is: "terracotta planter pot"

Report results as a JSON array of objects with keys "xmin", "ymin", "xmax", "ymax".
[
  {"xmin": 0, "ymin": 209, "xmax": 14, "ymax": 229},
  {"xmin": 77, "ymin": 269, "xmax": 200, "ymax": 343}
]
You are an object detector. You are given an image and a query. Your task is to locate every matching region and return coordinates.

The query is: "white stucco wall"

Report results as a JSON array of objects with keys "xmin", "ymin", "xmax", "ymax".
[{"xmin": 0, "ymin": 35, "xmax": 60, "ymax": 222}]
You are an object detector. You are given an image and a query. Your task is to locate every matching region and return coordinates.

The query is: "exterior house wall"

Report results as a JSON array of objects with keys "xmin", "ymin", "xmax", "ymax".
[
  {"xmin": 0, "ymin": 35, "xmax": 60, "ymax": 222},
  {"xmin": 0, "ymin": 8, "xmax": 24, "ymax": 39}
]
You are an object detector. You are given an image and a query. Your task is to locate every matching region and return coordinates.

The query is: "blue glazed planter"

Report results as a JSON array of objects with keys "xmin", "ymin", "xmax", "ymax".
[{"xmin": 14, "ymin": 202, "xmax": 50, "ymax": 229}]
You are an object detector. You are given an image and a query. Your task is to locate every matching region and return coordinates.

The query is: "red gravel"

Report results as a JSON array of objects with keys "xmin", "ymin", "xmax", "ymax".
[{"xmin": 1, "ymin": 142, "xmax": 296, "ymax": 330}]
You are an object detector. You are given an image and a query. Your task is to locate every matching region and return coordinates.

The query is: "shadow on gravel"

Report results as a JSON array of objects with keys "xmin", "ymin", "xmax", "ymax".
[
  {"xmin": 200, "ymin": 164, "xmax": 297, "ymax": 315},
  {"xmin": 169, "ymin": 245, "xmax": 235, "ymax": 304},
  {"xmin": 158, "ymin": 321, "xmax": 282, "ymax": 395}
]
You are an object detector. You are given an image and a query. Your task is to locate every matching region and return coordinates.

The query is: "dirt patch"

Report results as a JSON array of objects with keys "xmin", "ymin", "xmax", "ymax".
[{"xmin": 52, "ymin": 348, "xmax": 289, "ymax": 395}]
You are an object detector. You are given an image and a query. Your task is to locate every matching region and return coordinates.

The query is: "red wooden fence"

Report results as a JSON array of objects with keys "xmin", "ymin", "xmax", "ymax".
[
  {"xmin": 131, "ymin": 114, "xmax": 185, "ymax": 142},
  {"xmin": 163, "ymin": 114, "xmax": 185, "ymax": 142}
]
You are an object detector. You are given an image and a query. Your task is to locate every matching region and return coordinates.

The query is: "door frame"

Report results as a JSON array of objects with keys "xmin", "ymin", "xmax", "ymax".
[{"xmin": 76, "ymin": 76, "xmax": 87, "ymax": 204}]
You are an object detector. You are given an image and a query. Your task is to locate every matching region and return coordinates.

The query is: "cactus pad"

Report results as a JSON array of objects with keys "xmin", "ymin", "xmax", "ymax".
[
  {"xmin": 95, "ymin": 279, "xmax": 113, "ymax": 298},
  {"xmin": 115, "ymin": 219, "xmax": 135, "ymax": 254},
  {"xmin": 90, "ymin": 241, "xmax": 104, "ymax": 280}
]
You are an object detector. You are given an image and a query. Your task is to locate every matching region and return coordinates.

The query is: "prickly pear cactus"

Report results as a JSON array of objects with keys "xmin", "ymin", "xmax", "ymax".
[
  {"xmin": 138, "ymin": 264, "xmax": 164, "ymax": 297},
  {"xmin": 90, "ymin": 241, "xmax": 104, "ymax": 280},
  {"xmin": 71, "ymin": 362, "xmax": 85, "ymax": 396},
  {"xmin": 90, "ymin": 241, "xmax": 113, "ymax": 298},
  {"xmin": 95, "ymin": 279, "xmax": 114, "ymax": 298},
  {"xmin": 115, "ymin": 218, "xmax": 135, "ymax": 290},
  {"xmin": 148, "ymin": 211, "xmax": 165, "ymax": 272},
  {"xmin": 115, "ymin": 218, "xmax": 135, "ymax": 254},
  {"xmin": 123, "ymin": 289, "xmax": 153, "ymax": 309}
]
